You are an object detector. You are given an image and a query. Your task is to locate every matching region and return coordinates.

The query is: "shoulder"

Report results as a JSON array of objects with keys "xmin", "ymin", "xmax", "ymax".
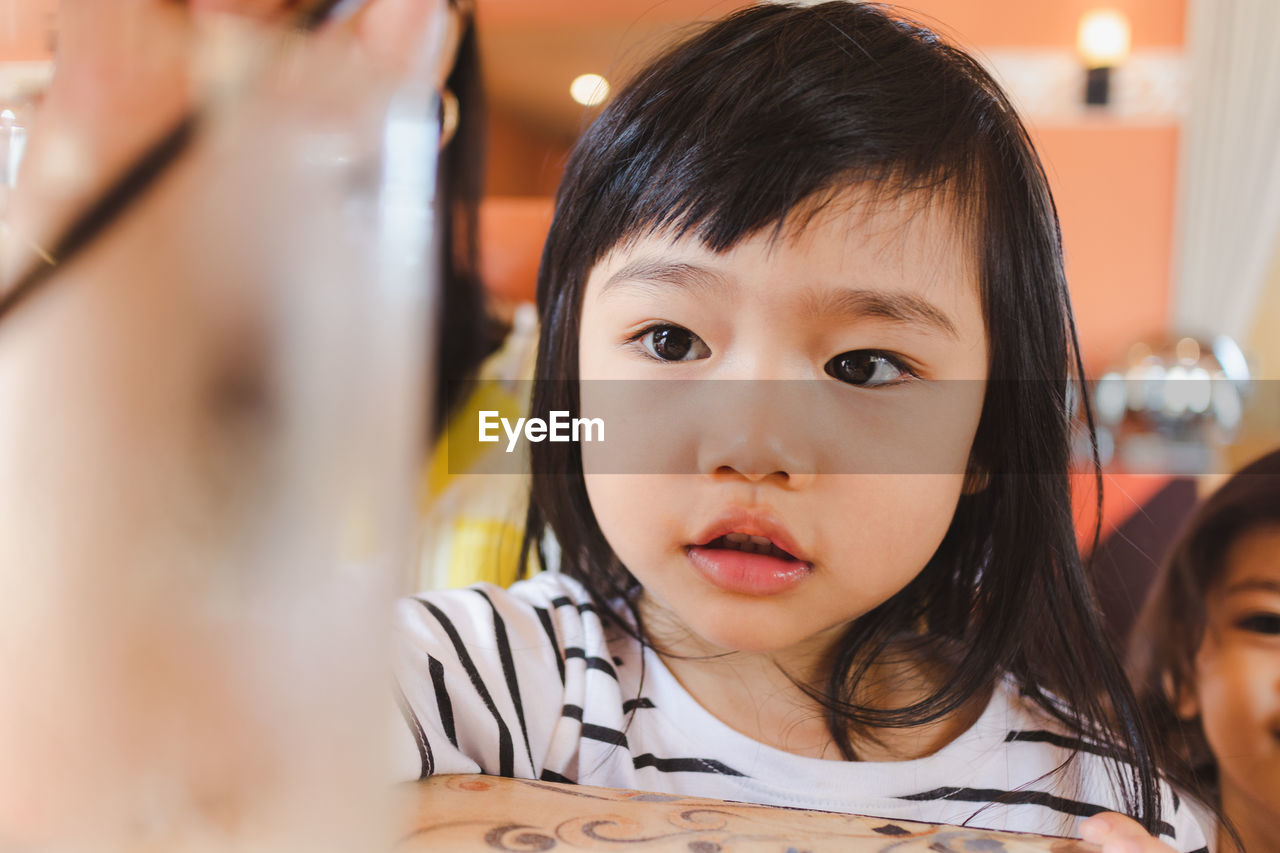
[
  {"xmin": 393, "ymin": 573, "xmax": 618, "ymax": 780},
  {"xmin": 399, "ymin": 569, "xmax": 593, "ymax": 622},
  {"xmin": 395, "ymin": 572, "xmax": 612, "ymax": 678},
  {"xmin": 989, "ymin": 680, "xmax": 1211, "ymax": 852}
]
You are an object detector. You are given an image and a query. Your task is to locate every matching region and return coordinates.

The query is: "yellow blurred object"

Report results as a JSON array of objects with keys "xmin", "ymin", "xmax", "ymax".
[
  {"xmin": 416, "ymin": 302, "xmax": 539, "ymax": 590},
  {"xmin": 446, "ymin": 518, "xmax": 525, "ymax": 588}
]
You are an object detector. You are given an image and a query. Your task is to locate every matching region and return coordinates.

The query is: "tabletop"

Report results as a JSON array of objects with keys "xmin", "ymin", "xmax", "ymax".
[{"xmin": 395, "ymin": 775, "xmax": 1098, "ymax": 852}]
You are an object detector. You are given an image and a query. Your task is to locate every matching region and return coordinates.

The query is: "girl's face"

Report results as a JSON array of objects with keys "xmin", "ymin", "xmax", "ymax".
[
  {"xmin": 576, "ymin": 191, "xmax": 988, "ymax": 664},
  {"xmin": 1191, "ymin": 524, "xmax": 1280, "ymax": 831}
]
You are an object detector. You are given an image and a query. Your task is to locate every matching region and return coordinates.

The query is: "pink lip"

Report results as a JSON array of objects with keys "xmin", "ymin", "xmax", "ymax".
[
  {"xmin": 692, "ymin": 509, "xmax": 811, "ymax": 562},
  {"xmin": 686, "ymin": 509, "xmax": 813, "ymax": 596}
]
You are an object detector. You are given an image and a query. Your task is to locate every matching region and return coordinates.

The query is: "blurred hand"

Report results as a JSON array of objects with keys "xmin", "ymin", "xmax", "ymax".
[
  {"xmin": 1081, "ymin": 813, "xmax": 1181, "ymax": 853},
  {"xmin": 6, "ymin": 1, "xmax": 195, "ymax": 255},
  {"xmin": 8, "ymin": 0, "xmax": 341, "ymax": 274}
]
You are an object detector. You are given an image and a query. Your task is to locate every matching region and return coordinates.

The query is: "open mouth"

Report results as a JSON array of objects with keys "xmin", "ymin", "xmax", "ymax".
[
  {"xmin": 686, "ymin": 530, "xmax": 812, "ymax": 596},
  {"xmin": 700, "ymin": 533, "xmax": 799, "ymax": 562}
]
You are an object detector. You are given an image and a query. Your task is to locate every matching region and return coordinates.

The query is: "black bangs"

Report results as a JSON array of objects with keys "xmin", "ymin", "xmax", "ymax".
[{"xmin": 545, "ymin": 2, "xmax": 993, "ymax": 280}]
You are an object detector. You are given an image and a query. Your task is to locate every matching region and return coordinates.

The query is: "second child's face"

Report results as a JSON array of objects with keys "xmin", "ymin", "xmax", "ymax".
[
  {"xmin": 1193, "ymin": 525, "xmax": 1280, "ymax": 831},
  {"xmin": 577, "ymin": 191, "xmax": 988, "ymax": 664}
]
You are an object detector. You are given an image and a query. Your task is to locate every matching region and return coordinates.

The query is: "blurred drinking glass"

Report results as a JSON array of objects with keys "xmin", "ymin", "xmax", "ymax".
[{"xmin": 0, "ymin": 2, "xmax": 449, "ymax": 847}]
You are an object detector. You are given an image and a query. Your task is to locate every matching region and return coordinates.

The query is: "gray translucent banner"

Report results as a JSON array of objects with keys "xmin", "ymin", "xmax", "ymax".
[{"xmin": 444, "ymin": 380, "xmax": 1278, "ymax": 476}]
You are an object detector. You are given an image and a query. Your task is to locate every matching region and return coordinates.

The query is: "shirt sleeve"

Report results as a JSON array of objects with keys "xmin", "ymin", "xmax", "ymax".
[
  {"xmin": 391, "ymin": 582, "xmax": 567, "ymax": 781},
  {"xmin": 1163, "ymin": 785, "xmax": 1213, "ymax": 853}
]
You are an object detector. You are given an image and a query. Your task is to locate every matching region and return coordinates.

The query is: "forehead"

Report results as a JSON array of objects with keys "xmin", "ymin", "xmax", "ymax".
[
  {"xmin": 1216, "ymin": 524, "xmax": 1280, "ymax": 596},
  {"xmin": 770, "ymin": 187, "xmax": 976, "ymax": 279},
  {"xmin": 586, "ymin": 186, "xmax": 982, "ymax": 320}
]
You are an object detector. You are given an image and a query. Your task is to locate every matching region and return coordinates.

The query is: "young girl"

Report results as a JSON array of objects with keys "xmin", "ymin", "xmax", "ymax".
[
  {"xmin": 393, "ymin": 4, "xmax": 1208, "ymax": 850},
  {"xmin": 1132, "ymin": 448, "xmax": 1280, "ymax": 852}
]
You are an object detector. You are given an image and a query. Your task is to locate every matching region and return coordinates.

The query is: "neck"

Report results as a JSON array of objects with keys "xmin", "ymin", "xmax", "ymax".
[
  {"xmin": 1220, "ymin": 783, "xmax": 1280, "ymax": 853},
  {"xmin": 638, "ymin": 594, "xmax": 988, "ymax": 761}
]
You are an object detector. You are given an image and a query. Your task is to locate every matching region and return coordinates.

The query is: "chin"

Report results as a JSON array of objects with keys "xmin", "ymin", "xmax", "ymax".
[{"xmin": 680, "ymin": 606, "xmax": 814, "ymax": 657}]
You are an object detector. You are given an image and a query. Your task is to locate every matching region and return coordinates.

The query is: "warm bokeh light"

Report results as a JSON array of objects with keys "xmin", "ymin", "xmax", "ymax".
[
  {"xmin": 569, "ymin": 73, "xmax": 610, "ymax": 107},
  {"xmin": 1077, "ymin": 9, "xmax": 1131, "ymax": 69}
]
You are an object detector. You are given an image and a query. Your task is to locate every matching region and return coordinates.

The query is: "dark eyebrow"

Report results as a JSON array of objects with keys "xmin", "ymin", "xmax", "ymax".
[
  {"xmin": 1224, "ymin": 578, "xmax": 1280, "ymax": 596},
  {"xmin": 804, "ymin": 288, "xmax": 960, "ymax": 339},
  {"xmin": 600, "ymin": 259, "xmax": 729, "ymax": 298},
  {"xmin": 600, "ymin": 259, "xmax": 960, "ymax": 339}
]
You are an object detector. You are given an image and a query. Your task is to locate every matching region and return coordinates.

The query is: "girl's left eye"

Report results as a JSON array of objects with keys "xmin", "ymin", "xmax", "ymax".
[
  {"xmin": 824, "ymin": 350, "xmax": 913, "ymax": 387},
  {"xmin": 1236, "ymin": 612, "xmax": 1280, "ymax": 635}
]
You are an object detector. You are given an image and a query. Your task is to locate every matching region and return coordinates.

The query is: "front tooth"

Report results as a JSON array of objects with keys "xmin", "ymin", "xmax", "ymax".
[
  {"xmin": 748, "ymin": 535, "xmax": 772, "ymax": 549},
  {"xmin": 725, "ymin": 533, "xmax": 750, "ymax": 544}
]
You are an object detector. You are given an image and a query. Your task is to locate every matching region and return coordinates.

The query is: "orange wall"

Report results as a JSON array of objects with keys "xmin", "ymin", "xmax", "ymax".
[
  {"xmin": 478, "ymin": 0, "xmax": 1185, "ymax": 45},
  {"xmin": 1036, "ymin": 126, "xmax": 1182, "ymax": 373},
  {"xmin": 899, "ymin": 0, "xmax": 1184, "ymax": 48},
  {"xmin": 485, "ymin": 108, "xmax": 570, "ymax": 197}
]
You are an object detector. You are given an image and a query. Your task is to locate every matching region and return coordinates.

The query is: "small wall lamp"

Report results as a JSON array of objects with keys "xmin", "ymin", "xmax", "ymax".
[{"xmin": 1077, "ymin": 9, "xmax": 1131, "ymax": 106}]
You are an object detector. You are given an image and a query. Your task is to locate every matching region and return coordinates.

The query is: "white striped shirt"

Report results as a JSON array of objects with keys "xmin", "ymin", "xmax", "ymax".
[{"xmin": 392, "ymin": 572, "xmax": 1209, "ymax": 850}]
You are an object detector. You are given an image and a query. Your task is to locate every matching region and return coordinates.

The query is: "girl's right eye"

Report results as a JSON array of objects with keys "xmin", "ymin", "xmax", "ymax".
[
  {"xmin": 1236, "ymin": 612, "xmax": 1280, "ymax": 636},
  {"xmin": 632, "ymin": 324, "xmax": 711, "ymax": 362}
]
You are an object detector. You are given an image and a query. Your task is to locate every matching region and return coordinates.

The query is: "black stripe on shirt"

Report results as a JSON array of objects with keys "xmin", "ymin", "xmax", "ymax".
[
  {"xmin": 474, "ymin": 588, "xmax": 537, "ymax": 774},
  {"xmin": 533, "ymin": 605, "xmax": 566, "ymax": 686},
  {"xmin": 419, "ymin": 599, "xmax": 515, "ymax": 777},
  {"xmin": 550, "ymin": 596, "xmax": 599, "ymax": 617},
  {"xmin": 428, "ymin": 655, "xmax": 457, "ymax": 747},
  {"xmin": 564, "ymin": 647, "xmax": 618, "ymax": 680},
  {"xmin": 898, "ymin": 787, "xmax": 1176, "ymax": 839},
  {"xmin": 581, "ymin": 723, "xmax": 629, "ymax": 748},
  {"xmin": 395, "ymin": 685, "xmax": 432, "ymax": 778},
  {"xmin": 632, "ymin": 754, "xmax": 745, "ymax": 777},
  {"xmin": 1003, "ymin": 729, "xmax": 1127, "ymax": 764},
  {"xmin": 560, "ymin": 705, "xmax": 629, "ymax": 748},
  {"xmin": 622, "ymin": 697, "xmax": 656, "ymax": 714},
  {"xmin": 540, "ymin": 768, "xmax": 576, "ymax": 784},
  {"xmin": 1002, "ymin": 732, "xmax": 1185, "ymax": 838}
]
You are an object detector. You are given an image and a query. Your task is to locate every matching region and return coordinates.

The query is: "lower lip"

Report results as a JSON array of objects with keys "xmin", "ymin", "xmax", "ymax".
[{"xmin": 686, "ymin": 547, "xmax": 812, "ymax": 596}]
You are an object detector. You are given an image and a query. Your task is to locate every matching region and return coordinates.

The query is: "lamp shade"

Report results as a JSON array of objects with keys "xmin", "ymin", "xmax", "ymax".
[{"xmin": 1077, "ymin": 9, "xmax": 1131, "ymax": 69}]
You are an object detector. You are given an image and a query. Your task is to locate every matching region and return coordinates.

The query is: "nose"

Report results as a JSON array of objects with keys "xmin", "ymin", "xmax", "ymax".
[{"xmin": 694, "ymin": 383, "xmax": 818, "ymax": 488}]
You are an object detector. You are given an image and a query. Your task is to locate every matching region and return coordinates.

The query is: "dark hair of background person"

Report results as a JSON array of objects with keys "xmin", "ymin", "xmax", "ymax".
[
  {"xmin": 432, "ymin": 7, "xmax": 502, "ymax": 437},
  {"xmin": 1130, "ymin": 447, "xmax": 1280, "ymax": 828},
  {"xmin": 519, "ymin": 1, "xmax": 1169, "ymax": 834}
]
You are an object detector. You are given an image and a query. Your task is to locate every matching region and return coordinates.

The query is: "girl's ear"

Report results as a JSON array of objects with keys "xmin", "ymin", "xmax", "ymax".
[{"xmin": 1167, "ymin": 672, "xmax": 1199, "ymax": 720}]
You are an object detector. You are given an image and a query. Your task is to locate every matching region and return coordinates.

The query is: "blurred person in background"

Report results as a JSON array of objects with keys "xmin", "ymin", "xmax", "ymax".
[{"xmin": 1131, "ymin": 447, "xmax": 1280, "ymax": 853}]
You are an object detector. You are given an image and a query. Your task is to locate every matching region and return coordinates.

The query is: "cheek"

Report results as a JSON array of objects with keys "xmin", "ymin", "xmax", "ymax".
[
  {"xmin": 820, "ymin": 474, "xmax": 965, "ymax": 579},
  {"xmin": 582, "ymin": 474, "xmax": 676, "ymax": 566},
  {"xmin": 1194, "ymin": 641, "xmax": 1277, "ymax": 764}
]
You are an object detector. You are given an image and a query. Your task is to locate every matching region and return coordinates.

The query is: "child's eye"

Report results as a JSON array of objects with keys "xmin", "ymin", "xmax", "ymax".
[
  {"xmin": 632, "ymin": 324, "xmax": 711, "ymax": 362},
  {"xmin": 824, "ymin": 350, "xmax": 913, "ymax": 387},
  {"xmin": 1236, "ymin": 612, "xmax": 1280, "ymax": 635}
]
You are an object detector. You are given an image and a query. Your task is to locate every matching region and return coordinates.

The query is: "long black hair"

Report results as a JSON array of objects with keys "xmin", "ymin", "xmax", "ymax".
[
  {"xmin": 432, "ymin": 5, "xmax": 501, "ymax": 435},
  {"xmin": 523, "ymin": 1, "xmax": 1164, "ymax": 832}
]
